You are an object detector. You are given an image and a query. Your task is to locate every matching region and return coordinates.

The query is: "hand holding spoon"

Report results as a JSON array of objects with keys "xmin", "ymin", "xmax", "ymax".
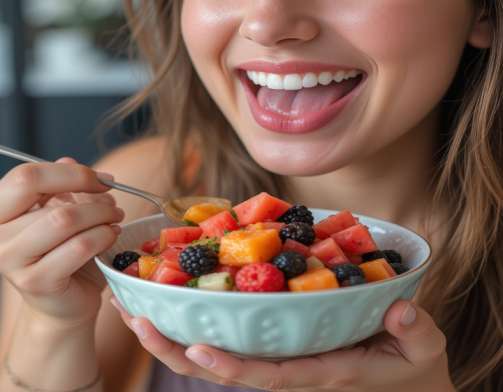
[{"xmin": 0, "ymin": 144, "xmax": 231, "ymax": 223}]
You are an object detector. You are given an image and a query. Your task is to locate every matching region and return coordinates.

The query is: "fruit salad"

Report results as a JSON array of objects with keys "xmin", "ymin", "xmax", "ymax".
[{"xmin": 112, "ymin": 192, "xmax": 408, "ymax": 293}]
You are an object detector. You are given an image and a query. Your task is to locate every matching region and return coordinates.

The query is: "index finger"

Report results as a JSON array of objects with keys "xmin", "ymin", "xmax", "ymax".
[{"xmin": 0, "ymin": 162, "xmax": 113, "ymax": 223}]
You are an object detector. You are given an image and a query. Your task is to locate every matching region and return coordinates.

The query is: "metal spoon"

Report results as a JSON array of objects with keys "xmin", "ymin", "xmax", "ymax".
[{"xmin": 0, "ymin": 144, "xmax": 231, "ymax": 223}]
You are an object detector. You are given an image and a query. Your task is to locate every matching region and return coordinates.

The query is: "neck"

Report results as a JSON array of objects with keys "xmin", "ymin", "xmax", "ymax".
[{"xmin": 288, "ymin": 111, "xmax": 440, "ymax": 232}]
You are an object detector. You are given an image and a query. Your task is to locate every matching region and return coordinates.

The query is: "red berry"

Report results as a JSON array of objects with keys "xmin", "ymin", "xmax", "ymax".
[{"xmin": 235, "ymin": 263, "xmax": 285, "ymax": 292}]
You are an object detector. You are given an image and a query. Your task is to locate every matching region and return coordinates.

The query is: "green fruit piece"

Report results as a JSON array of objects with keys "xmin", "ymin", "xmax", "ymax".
[{"xmin": 197, "ymin": 272, "xmax": 233, "ymax": 291}]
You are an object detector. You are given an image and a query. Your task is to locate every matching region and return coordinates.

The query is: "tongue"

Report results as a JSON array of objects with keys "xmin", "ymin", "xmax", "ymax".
[{"xmin": 257, "ymin": 78, "xmax": 359, "ymax": 116}]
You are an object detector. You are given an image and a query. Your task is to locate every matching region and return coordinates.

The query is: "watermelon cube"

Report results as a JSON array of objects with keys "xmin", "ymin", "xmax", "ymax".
[
  {"xmin": 159, "ymin": 227, "xmax": 203, "ymax": 251},
  {"xmin": 199, "ymin": 210, "xmax": 239, "ymax": 238},
  {"xmin": 331, "ymin": 224, "xmax": 378, "ymax": 255},
  {"xmin": 310, "ymin": 237, "xmax": 349, "ymax": 265},
  {"xmin": 283, "ymin": 239, "xmax": 311, "ymax": 258},
  {"xmin": 141, "ymin": 239, "xmax": 159, "ymax": 254},
  {"xmin": 150, "ymin": 262, "xmax": 192, "ymax": 285},
  {"xmin": 313, "ymin": 210, "xmax": 358, "ymax": 239},
  {"xmin": 233, "ymin": 192, "xmax": 291, "ymax": 226},
  {"xmin": 123, "ymin": 261, "xmax": 139, "ymax": 277},
  {"xmin": 159, "ymin": 247, "xmax": 182, "ymax": 271}
]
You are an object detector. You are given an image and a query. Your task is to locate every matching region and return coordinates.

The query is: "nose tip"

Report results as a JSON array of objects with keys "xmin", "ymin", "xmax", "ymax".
[{"xmin": 239, "ymin": 4, "xmax": 319, "ymax": 47}]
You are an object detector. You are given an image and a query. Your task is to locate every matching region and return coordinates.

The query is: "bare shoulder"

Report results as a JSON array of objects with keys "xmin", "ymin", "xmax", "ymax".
[{"xmin": 94, "ymin": 134, "xmax": 171, "ymax": 222}]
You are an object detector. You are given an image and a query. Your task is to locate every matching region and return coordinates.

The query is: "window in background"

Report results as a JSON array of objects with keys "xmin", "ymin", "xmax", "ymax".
[{"xmin": 0, "ymin": 0, "xmax": 150, "ymax": 177}]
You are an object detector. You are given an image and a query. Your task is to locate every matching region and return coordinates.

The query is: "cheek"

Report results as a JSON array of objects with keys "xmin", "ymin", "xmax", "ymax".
[
  {"xmin": 181, "ymin": 0, "xmax": 239, "ymax": 83},
  {"xmin": 337, "ymin": 0, "xmax": 473, "ymax": 131}
]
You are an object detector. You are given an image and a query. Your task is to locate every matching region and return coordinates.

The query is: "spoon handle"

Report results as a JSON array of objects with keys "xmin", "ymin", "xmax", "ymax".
[{"xmin": 0, "ymin": 144, "xmax": 165, "ymax": 212}]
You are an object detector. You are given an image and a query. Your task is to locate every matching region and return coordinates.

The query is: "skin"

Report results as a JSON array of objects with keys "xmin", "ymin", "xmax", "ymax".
[{"xmin": 0, "ymin": 0, "xmax": 492, "ymax": 391}]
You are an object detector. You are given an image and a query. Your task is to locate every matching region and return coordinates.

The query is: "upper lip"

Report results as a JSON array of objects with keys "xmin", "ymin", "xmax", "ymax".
[{"xmin": 236, "ymin": 60, "xmax": 363, "ymax": 75}]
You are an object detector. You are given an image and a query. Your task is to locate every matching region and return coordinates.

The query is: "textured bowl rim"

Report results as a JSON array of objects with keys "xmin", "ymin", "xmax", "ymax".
[{"xmin": 95, "ymin": 210, "xmax": 432, "ymax": 299}]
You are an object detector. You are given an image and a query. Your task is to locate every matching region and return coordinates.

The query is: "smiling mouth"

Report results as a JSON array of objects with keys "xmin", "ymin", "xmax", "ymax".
[{"xmin": 238, "ymin": 65, "xmax": 366, "ymax": 134}]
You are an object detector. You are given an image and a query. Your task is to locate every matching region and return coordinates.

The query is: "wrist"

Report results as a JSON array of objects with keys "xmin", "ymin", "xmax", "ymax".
[{"xmin": 4, "ymin": 303, "xmax": 100, "ymax": 391}]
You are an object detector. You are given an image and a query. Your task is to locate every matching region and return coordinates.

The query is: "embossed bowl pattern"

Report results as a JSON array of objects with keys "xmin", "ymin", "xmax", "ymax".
[{"xmin": 95, "ymin": 209, "xmax": 431, "ymax": 359}]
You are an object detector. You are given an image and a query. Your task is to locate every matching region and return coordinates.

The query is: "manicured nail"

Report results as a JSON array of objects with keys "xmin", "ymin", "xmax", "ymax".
[
  {"xmin": 97, "ymin": 172, "xmax": 115, "ymax": 181},
  {"xmin": 111, "ymin": 225, "xmax": 122, "ymax": 234},
  {"xmin": 131, "ymin": 318, "xmax": 147, "ymax": 340},
  {"xmin": 400, "ymin": 303, "xmax": 417, "ymax": 326},
  {"xmin": 186, "ymin": 348, "xmax": 215, "ymax": 369}
]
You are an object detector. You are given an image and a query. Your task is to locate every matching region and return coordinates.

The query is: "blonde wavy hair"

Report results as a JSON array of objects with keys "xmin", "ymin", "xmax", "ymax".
[{"xmin": 115, "ymin": 1, "xmax": 503, "ymax": 390}]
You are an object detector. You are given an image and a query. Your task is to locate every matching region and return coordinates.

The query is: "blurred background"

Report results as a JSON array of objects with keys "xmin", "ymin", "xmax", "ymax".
[{"xmin": 0, "ymin": 0, "xmax": 150, "ymax": 176}]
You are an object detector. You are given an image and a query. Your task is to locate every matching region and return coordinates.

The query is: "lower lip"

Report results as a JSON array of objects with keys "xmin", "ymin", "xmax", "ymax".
[{"xmin": 239, "ymin": 72, "xmax": 366, "ymax": 134}]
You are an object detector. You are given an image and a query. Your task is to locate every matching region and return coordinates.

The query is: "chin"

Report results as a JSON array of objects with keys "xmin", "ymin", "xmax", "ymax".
[{"xmin": 247, "ymin": 148, "xmax": 346, "ymax": 177}]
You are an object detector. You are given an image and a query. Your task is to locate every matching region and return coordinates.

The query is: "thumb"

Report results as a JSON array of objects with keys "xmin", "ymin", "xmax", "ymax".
[{"xmin": 384, "ymin": 300, "xmax": 447, "ymax": 365}]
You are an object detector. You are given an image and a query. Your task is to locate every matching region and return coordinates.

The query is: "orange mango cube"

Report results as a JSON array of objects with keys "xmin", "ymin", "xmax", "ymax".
[
  {"xmin": 183, "ymin": 203, "xmax": 227, "ymax": 224},
  {"xmin": 138, "ymin": 256, "xmax": 159, "ymax": 279},
  {"xmin": 359, "ymin": 258, "xmax": 397, "ymax": 282},
  {"xmin": 219, "ymin": 229, "xmax": 282, "ymax": 267},
  {"xmin": 288, "ymin": 268, "xmax": 339, "ymax": 292}
]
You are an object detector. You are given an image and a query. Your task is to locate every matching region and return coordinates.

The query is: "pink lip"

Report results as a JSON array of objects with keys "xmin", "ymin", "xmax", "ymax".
[
  {"xmin": 238, "ymin": 67, "xmax": 366, "ymax": 134},
  {"xmin": 238, "ymin": 60, "xmax": 358, "ymax": 75}
]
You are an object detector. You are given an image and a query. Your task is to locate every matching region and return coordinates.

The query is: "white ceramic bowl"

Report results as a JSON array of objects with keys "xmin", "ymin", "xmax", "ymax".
[{"xmin": 95, "ymin": 209, "xmax": 431, "ymax": 359}]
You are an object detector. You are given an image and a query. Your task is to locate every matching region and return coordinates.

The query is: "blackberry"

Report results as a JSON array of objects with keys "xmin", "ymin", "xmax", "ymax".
[
  {"xmin": 179, "ymin": 245, "xmax": 219, "ymax": 277},
  {"xmin": 390, "ymin": 262, "xmax": 408, "ymax": 275},
  {"xmin": 383, "ymin": 250, "xmax": 403, "ymax": 265},
  {"xmin": 272, "ymin": 251, "xmax": 307, "ymax": 280},
  {"xmin": 362, "ymin": 249, "xmax": 403, "ymax": 265},
  {"xmin": 341, "ymin": 275, "xmax": 367, "ymax": 287},
  {"xmin": 279, "ymin": 222, "xmax": 316, "ymax": 246},
  {"xmin": 331, "ymin": 263, "xmax": 364, "ymax": 283},
  {"xmin": 278, "ymin": 205, "xmax": 314, "ymax": 225},
  {"xmin": 362, "ymin": 250, "xmax": 386, "ymax": 262},
  {"xmin": 113, "ymin": 251, "xmax": 141, "ymax": 271}
]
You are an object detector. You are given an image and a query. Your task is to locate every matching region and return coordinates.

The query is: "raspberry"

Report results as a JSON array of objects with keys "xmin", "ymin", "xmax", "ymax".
[
  {"xmin": 113, "ymin": 251, "xmax": 141, "ymax": 271},
  {"xmin": 272, "ymin": 251, "xmax": 307, "ymax": 280},
  {"xmin": 179, "ymin": 245, "xmax": 219, "ymax": 277},
  {"xmin": 278, "ymin": 205, "xmax": 314, "ymax": 225},
  {"xmin": 235, "ymin": 263, "xmax": 285, "ymax": 292},
  {"xmin": 279, "ymin": 222, "xmax": 315, "ymax": 246}
]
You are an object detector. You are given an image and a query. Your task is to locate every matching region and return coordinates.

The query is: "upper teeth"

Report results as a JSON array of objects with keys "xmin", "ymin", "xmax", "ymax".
[{"xmin": 246, "ymin": 70, "xmax": 361, "ymax": 90}]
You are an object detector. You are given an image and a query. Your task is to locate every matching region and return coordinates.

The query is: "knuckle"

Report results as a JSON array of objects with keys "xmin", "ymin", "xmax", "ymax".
[
  {"xmin": 10, "ymin": 164, "xmax": 39, "ymax": 187},
  {"xmin": 12, "ymin": 271, "xmax": 40, "ymax": 294},
  {"xmin": 72, "ymin": 236, "xmax": 95, "ymax": 257},
  {"xmin": 49, "ymin": 206, "xmax": 78, "ymax": 229},
  {"xmin": 74, "ymin": 165, "xmax": 96, "ymax": 187}
]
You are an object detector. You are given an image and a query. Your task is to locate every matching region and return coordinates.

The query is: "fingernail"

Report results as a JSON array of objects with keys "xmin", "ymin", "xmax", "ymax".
[
  {"xmin": 131, "ymin": 318, "xmax": 147, "ymax": 340},
  {"xmin": 111, "ymin": 225, "xmax": 122, "ymax": 234},
  {"xmin": 186, "ymin": 348, "xmax": 215, "ymax": 369},
  {"xmin": 97, "ymin": 172, "xmax": 115, "ymax": 181},
  {"xmin": 400, "ymin": 303, "xmax": 417, "ymax": 326}
]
